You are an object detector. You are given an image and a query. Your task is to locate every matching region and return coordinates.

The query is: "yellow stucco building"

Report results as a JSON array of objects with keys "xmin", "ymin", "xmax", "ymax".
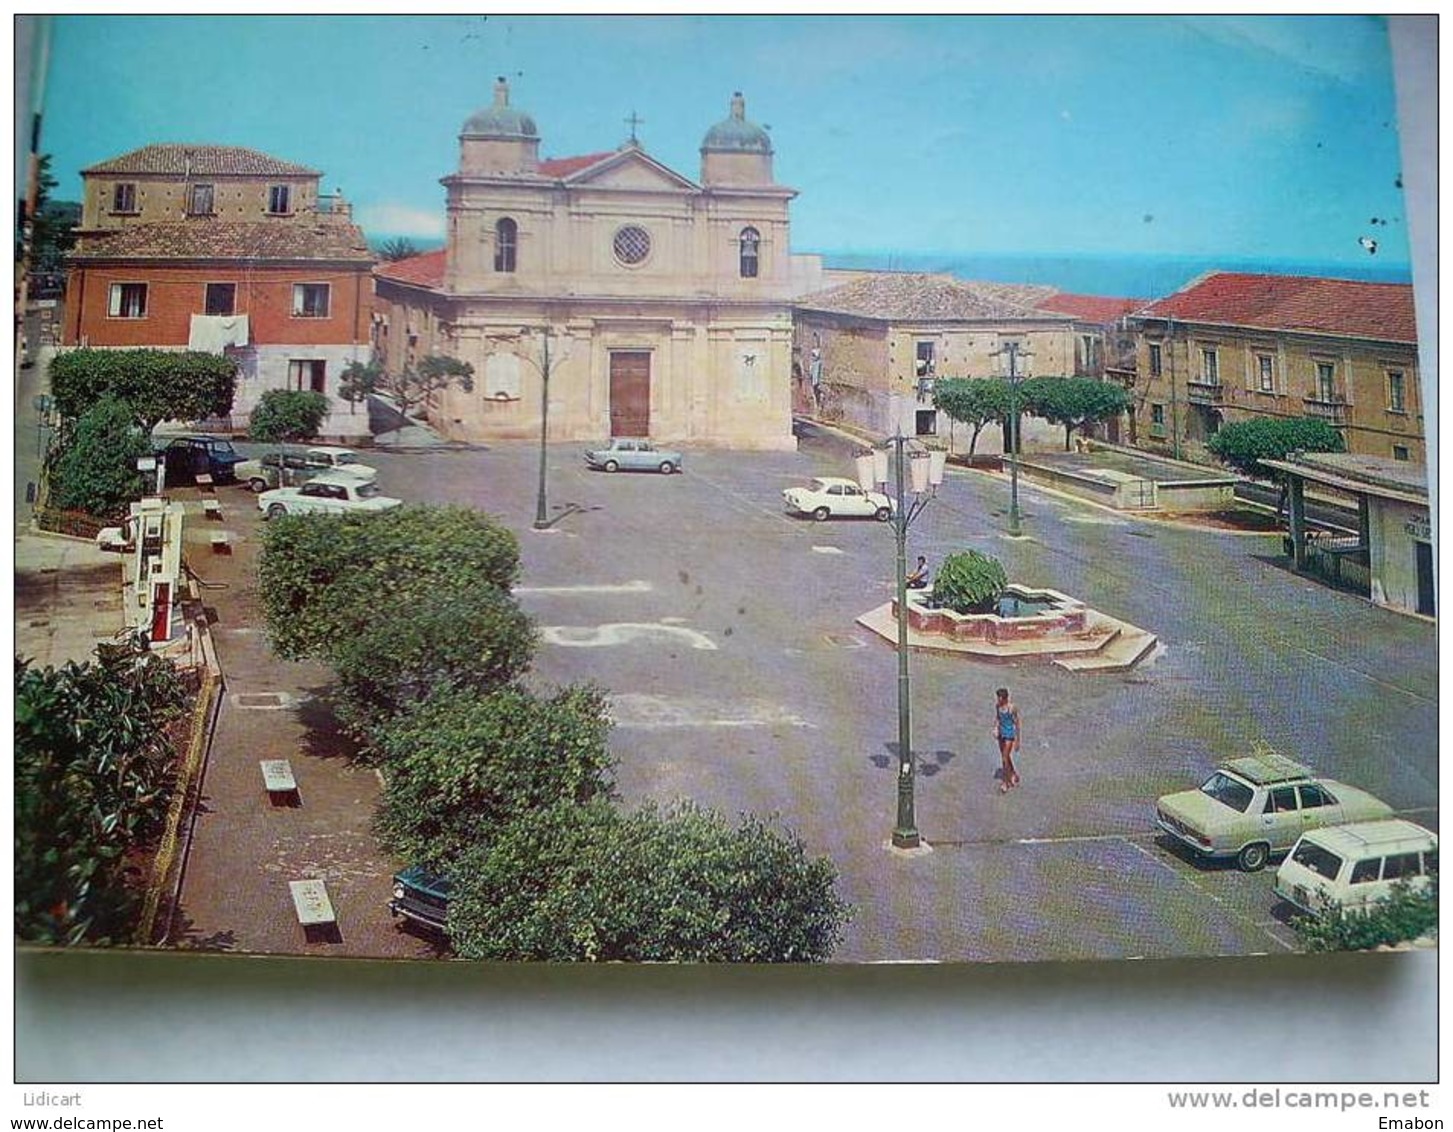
[{"xmin": 375, "ymin": 80, "xmax": 811, "ymax": 449}]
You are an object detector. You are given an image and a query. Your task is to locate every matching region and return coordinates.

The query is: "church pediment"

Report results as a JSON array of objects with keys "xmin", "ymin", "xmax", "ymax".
[{"xmin": 563, "ymin": 148, "xmax": 699, "ymax": 193}]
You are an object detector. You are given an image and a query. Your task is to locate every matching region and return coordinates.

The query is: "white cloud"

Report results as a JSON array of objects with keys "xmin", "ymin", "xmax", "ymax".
[{"xmin": 355, "ymin": 202, "xmax": 446, "ymax": 239}]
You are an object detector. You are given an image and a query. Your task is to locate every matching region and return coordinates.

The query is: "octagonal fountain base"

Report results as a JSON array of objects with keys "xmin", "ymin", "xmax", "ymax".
[{"xmin": 856, "ymin": 584, "xmax": 1158, "ymax": 672}]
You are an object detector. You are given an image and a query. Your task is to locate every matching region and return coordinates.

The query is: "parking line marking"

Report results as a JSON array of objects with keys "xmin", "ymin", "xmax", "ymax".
[
  {"xmin": 1124, "ymin": 838, "xmax": 1295, "ymax": 953},
  {"xmin": 540, "ymin": 622, "xmax": 717, "ymax": 650},
  {"xmin": 516, "ymin": 581, "xmax": 653, "ymax": 595}
]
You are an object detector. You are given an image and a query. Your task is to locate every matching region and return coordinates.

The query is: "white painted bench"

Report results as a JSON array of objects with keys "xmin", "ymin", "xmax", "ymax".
[
  {"xmin": 210, "ymin": 530, "xmax": 232, "ymax": 554},
  {"xmin": 203, "ymin": 497, "xmax": 223, "ymax": 519},
  {"xmin": 195, "ymin": 473, "xmax": 214, "ymax": 491},
  {"xmin": 260, "ymin": 758, "xmax": 298, "ymax": 802},
  {"xmin": 288, "ymin": 878, "xmax": 338, "ymax": 940}
]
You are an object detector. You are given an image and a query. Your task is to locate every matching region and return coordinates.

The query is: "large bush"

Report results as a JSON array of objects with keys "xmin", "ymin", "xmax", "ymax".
[
  {"xmin": 932, "ymin": 550, "xmax": 1008, "ymax": 614},
  {"xmin": 445, "ymin": 799, "xmax": 852, "ymax": 962},
  {"xmin": 1293, "ymin": 878, "xmax": 1438, "ymax": 953},
  {"xmin": 257, "ymin": 504, "xmax": 521, "ymax": 660},
  {"xmin": 373, "ymin": 684, "xmax": 615, "ymax": 871},
  {"xmin": 249, "ymin": 389, "xmax": 329, "ymax": 444},
  {"xmin": 46, "ymin": 394, "xmax": 152, "ymax": 518},
  {"xmin": 1206, "ymin": 416, "xmax": 1345, "ymax": 479},
  {"xmin": 49, "ymin": 348, "xmax": 236, "ymax": 430},
  {"xmin": 15, "ymin": 642, "xmax": 191, "ymax": 945},
  {"xmin": 329, "ymin": 585, "xmax": 538, "ymax": 742}
]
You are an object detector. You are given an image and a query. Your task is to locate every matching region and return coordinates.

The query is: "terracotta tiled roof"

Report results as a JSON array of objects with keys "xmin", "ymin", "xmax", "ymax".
[
  {"xmin": 374, "ymin": 249, "xmax": 447, "ymax": 288},
  {"xmin": 1134, "ymin": 272, "xmax": 1417, "ymax": 344},
  {"xmin": 538, "ymin": 151, "xmax": 618, "ymax": 178},
  {"xmin": 82, "ymin": 144, "xmax": 321, "ymax": 178},
  {"xmin": 70, "ymin": 220, "xmax": 374, "ymax": 263},
  {"xmin": 1037, "ymin": 292, "xmax": 1146, "ymax": 324},
  {"xmin": 795, "ymin": 272, "xmax": 1064, "ymax": 322}
]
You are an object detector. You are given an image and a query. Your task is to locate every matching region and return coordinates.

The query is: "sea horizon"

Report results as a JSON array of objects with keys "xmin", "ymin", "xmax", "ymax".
[{"xmin": 367, "ymin": 237, "xmax": 1413, "ymax": 302}]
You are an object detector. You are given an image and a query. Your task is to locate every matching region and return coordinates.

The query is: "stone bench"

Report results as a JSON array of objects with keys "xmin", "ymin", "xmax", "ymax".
[
  {"xmin": 195, "ymin": 473, "xmax": 214, "ymax": 492},
  {"xmin": 210, "ymin": 531, "xmax": 232, "ymax": 555},
  {"xmin": 203, "ymin": 497, "xmax": 223, "ymax": 520},
  {"xmin": 260, "ymin": 758, "xmax": 299, "ymax": 805},
  {"xmin": 288, "ymin": 878, "xmax": 339, "ymax": 943}
]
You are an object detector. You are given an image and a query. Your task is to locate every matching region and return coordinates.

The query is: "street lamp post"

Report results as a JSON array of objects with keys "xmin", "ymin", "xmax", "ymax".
[
  {"xmin": 992, "ymin": 342, "xmax": 1031, "ymax": 538},
  {"xmin": 857, "ymin": 433, "xmax": 946, "ymax": 850},
  {"xmin": 532, "ymin": 328, "xmax": 551, "ymax": 530}
]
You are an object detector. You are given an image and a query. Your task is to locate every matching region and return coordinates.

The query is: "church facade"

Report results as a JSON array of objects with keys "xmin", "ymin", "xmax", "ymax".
[{"xmin": 374, "ymin": 80, "xmax": 805, "ymax": 449}]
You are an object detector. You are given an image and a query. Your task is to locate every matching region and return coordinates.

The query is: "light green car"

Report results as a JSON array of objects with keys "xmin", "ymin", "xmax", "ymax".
[{"xmin": 1155, "ymin": 753, "xmax": 1394, "ymax": 871}]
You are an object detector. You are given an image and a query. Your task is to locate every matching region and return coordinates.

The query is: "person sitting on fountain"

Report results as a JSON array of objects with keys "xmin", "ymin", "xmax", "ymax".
[{"xmin": 906, "ymin": 555, "xmax": 929, "ymax": 590}]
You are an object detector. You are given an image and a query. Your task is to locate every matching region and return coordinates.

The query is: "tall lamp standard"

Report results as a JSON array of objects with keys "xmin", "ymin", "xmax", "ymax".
[
  {"xmin": 991, "ymin": 342, "xmax": 1032, "ymax": 537},
  {"xmin": 856, "ymin": 433, "xmax": 947, "ymax": 850},
  {"xmin": 517, "ymin": 326, "xmax": 562, "ymax": 530}
]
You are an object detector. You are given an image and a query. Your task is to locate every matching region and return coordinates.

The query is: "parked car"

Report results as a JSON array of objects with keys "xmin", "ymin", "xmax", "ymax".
[
  {"xmin": 235, "ymin": 451, "xmax": 320, "ymax": 493},
  {"xmin": 389, "ymin": 865, "xmax": 451, "ymax": 936},
  {"xmin": 257, "ymin": 472, "xmax": 402, "ymax": 518},
  {"xmin": 302, "ymin": 445, "xmax": 377, "ymax": 480},
  {"xmin": 156, "ymin": 435, "xmax": 243, "ymax": 485},
  {"xmin": 1274, "ymin": 819, "xmax": 1437, "ymax": 916},
  {"xmin": 783, "ymin": 476, "xmax": 894, "ymax": 522},
  {"xmin": 584, "ymin": 437, "xmax": 682, "ymax": 474},
  {"xmin": 1154, "ymin": 752, "xmax": 1395, "ymax": 871}
]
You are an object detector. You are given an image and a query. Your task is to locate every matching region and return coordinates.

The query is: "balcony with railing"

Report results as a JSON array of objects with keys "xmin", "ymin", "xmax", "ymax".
[
  {"xmin": 1185, "ymin": 379, "xmax": 1224, "ymax": 405},
  {"xmin": 1302, "ymin": 394, "xmax": 1348, "ymax": 423}
]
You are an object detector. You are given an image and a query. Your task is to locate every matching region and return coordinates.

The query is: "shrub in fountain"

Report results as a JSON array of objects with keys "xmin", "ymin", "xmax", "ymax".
[{"xmin": 932, "ymin": 551, "xmax": 1008, "ymax": 614}]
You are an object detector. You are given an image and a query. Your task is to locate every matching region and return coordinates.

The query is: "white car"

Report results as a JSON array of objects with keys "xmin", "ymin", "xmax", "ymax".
[
  {"xmin": 258, "ymin": 472, "xmax": 401, "ymax": 518},
  {"xmin": 303, "ymin": 446, "xmax": 377, "ymax": 480},
  {"xmin": 783, "ymin": 476, "xmax": 894, "ymax": 522},
  {"xmin": 1275, "ymin": 820, "xmax": 1437, "ymax": 916}
]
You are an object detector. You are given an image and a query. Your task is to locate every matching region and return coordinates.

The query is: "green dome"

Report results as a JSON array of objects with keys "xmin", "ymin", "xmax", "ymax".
[
  {"xmin": 463, "ymin": 77, "xmax": 538, "ymax": 139},
  {"xmin": 701, "ymin": 92, "xmax": 772, "ymax": 154}
]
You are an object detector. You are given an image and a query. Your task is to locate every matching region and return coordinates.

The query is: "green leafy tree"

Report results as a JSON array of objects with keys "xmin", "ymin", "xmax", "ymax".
[
  {"xmin": 445, "ymin": 799, "xmax": 852, "ymax": 962},
  {"xmin": 1293, "ymin": 876, "xmax": 1438, "ymax": 952},
  {"xmin": 932, "ymin": 550, "xmax": 1008, "ymax": 614},
  {"xmin": 329, "ymin": 585, "xmax": 538, "ymax": 742},
  {"xmin": 1019, "ymin": 376, "xmax": 1131, "ymax": 451},
  {"xmin": 15, "ymin": 641, "xmax": 190, "ymax": 945},
  {"xmin": 933, "ymin": 377, "xmax": 1013, "ymax": 457},
  {"xmin": 49, "ymin": 349, "xmax": 237, "ymax": 432},
  {"xmin": 393, "ymin": 354, "xmax": 474, "ymax": 420},
  {"xmin": 374, "ymin": 685, "xmax": 615, "ymax": 870},
  {"xmin": 337, "ymin": 359, "xmax": 382, "ymax": 416},
  {"xmin": 248, "ymin": 389, "xmax": 329, "ymax": 445},
  {"xmin": 1206, "ymin": 416, "xmax": 1346, "ymax": 514},
  {"xmin": 20, "ymin": 155, "xmax": 79, "ymax": 281},
  {"xmin": 46, "ymin": 395, "xmax": 152, "ymax": 518},
  {"xmin": 257, "ymin": 504, "xmax": 520, "ymax": 661},
  {"xmin": 377, "ymin": 237, "xmax": 421, "ymax": 261}
]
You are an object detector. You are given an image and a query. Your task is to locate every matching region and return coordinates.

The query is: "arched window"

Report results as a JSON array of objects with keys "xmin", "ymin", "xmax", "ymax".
[
  {"xmin": 494, "ymin": 217, "xmax": 517, "ymax": 273},
  {"xmin": 739, "ymin": 226, "xmax": 760, "ymax": 278}
]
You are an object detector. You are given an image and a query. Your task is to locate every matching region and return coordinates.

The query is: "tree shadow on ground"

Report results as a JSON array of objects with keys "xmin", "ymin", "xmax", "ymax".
[
  {"xmin": 296, "ymin": 684, "xmax": 365, "ymax": 762},
  {"xmin": 169, "ymin": 910, "xmax": 238, "ymax": 952}
]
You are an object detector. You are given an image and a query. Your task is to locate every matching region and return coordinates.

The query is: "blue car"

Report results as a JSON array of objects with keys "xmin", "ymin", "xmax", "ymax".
[{"xmin": 389, "ymin": 865, "xmax": 451, "ymax": 935}]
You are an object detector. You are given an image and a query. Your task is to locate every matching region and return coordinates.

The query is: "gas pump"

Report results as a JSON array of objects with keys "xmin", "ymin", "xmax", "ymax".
[{"xmin": 129, "ymin": 497, "xmax": 186, "ymax": 645}]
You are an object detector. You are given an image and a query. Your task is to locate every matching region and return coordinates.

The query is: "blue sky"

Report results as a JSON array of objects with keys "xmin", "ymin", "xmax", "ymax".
[{"xmin": 31, "ymin": 14, "xmax": 1412, "ymax": 269}]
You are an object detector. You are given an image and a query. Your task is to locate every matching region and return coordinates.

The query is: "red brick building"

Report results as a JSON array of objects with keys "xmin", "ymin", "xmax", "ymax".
[{"xmin": 63, "ymin": 145, "xmax": 376, "ymax": 438}]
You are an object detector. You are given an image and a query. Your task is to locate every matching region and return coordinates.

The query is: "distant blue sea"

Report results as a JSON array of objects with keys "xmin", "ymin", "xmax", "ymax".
[
  {"xmin": 817, "ymin": 250, "xmax": 1413, "ymax": 301},
  {"xmin": 370, "ymin": 237, "xmax": 1413, "ymax": 302}
]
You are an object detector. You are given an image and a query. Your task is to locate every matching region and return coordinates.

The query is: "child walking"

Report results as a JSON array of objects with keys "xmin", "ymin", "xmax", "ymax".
[{"xmin": 994, "ymin": 687, "xmax": 1021, "ymax": 793}]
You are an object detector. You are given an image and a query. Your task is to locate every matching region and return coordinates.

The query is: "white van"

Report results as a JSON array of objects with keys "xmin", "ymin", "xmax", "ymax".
[{"xmin": 1274, "ymin": 819, "xmax": 1437, "ymax": 915}]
